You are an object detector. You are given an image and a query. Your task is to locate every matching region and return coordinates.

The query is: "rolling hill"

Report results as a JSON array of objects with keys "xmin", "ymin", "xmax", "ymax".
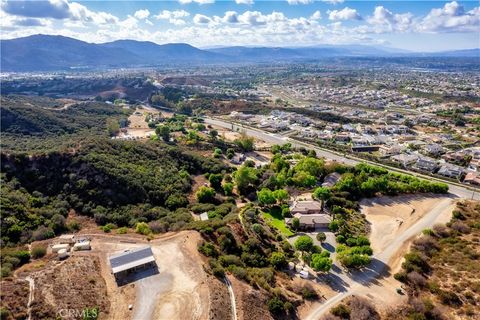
[{"xmin": 1, "ymin": 34, "xmax": 478, "ymax": 72}]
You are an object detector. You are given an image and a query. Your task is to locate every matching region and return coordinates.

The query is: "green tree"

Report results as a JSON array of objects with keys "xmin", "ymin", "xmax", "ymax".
[
  {"xmin": 155, "ymin": 125, "xmax": 170, "ymax": 142},
  {"xmin": 208, "ymin": 173, "xmax": 223, "ymax": 190},
  {"xmin": 234, "ymin": 131, "xmax": 255, "ymax": 152},
  {"xmin": 292, "ymin": 171, "xmax": 316, "ymax": 187},
  {"xmin": 294, "ymin": 157, "xmax": 325, "ymax": 177},
  {"xmin": 209, "ymin": 129, "xmax": 218, "ymax": 140},
  {"xmin": 135, "ymin": 222, "xmax": 151, "ymax": 235},
  {"xmin": 222, "ymin": 182, "xmax": 234, "ymax": 196},
  {"xmin": 106, "ymin": 118, "xmax": 120, "ymax": 136},
  {"xmin": 257, "ymin": 188, "xmax": 276, "ymax": 206},
  {"xmin": 270, "ymin": 252, "xmax": 288, "ymax": 270},
  {"xmin": 273, "ymin": 189, "xmax": 289, "ymax": 203},
  {"xmin": 295, "ymin": 236, "xmax": 313, "ymax": 252},
  {"xmin": 311, "ymin": 254, "xmax": 332, "ymax": 272},
  {"xmin": 196, "ymin": 186, "xmax": 216, "ymax": 203},
  {"xmin": 313, "ymin": 187, "xmax": 331, "ymax": 210},
  {"xmin": 234, "ymin": 165, "xmax": 257, "ymax": 196},
  {"xmin": 316, "ymin": 232, "xmax": 326, "ymax": 243}
]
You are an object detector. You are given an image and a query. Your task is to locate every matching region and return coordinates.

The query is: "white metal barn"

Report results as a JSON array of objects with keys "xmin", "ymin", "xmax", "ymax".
[{"xmin": 109, "ymin": 246, "xmax": 156, "ymax": 280}]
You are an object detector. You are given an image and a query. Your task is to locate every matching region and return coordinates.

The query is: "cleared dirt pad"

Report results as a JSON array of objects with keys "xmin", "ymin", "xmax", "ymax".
[
  {"xmin": 94, "ymin": 231, "xmax": 210, "ymax": 320},
  {"xmin": 360, "ymin": 194, "xmax": 455, "ymax": 254}
]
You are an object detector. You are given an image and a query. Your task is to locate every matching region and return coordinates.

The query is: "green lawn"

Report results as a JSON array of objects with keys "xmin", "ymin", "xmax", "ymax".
[{"xmin": 262, "ymin": 207, "xmax": 295, "ymax": 237}]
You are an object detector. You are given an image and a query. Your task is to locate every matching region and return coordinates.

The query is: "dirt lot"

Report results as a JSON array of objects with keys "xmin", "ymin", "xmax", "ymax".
[
  {"xmin": 92, "ymin": 231, "xmax": 211, "ymax": 320},
  {"xmin": 357, "ymin": 194, "xmax": 456, "ymax": 313},
  {"xmin": 211, "ymin": 125, "xmax": 272, "ymax": 149},
  {"xmin": 206, "ymin": 275, "xmax": 232, "ymax": 320},
  {"xmin": 360, "ymin": 194, "xmax": 455, "ymax": 254}
]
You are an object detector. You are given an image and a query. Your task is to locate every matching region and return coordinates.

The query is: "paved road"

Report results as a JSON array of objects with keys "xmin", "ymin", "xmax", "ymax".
[
  {"xmin": 304, "ymin": 197, "xmax": 455, "ymax": 320},
  {"xmin": 204, "ymin": 117, "xmax": 479, "ymax": 200}
]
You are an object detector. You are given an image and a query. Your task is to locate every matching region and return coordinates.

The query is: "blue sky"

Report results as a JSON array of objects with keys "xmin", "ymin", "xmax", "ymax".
[{"xmin": 1, "ymin": 0, "xmax": 479, "ymax": 51}]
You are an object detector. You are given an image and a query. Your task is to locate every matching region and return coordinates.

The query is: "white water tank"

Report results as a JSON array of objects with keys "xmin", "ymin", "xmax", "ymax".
[{"xmin": 58, "ymin": 249, "xmax": 68, "ymax": 259}]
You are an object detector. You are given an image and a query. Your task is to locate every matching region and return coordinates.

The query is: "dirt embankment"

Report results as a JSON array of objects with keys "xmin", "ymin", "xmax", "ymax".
[
  {"xmin": 0, "ymin": 278, "xmax": 29, "ymax": 320},
  {"xmin": 206, "ymin": 275, "xmax": 232, "ymax": 320},
  {"xmin": 30, "ymin": 255, "xmax": 110, "ymax": 320},
  {"xmin": 229, "ymin": 276, "xmax": 273, "ymax": 320}
]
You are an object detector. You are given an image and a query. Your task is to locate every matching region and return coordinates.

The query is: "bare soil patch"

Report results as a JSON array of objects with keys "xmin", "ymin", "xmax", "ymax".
[
  {"xmin": 0, "ymin": 278, "xmax": 29, "ymax": 320},
  {"xmin": 206, "ymin": 275, "xmax": 232, "ymax": 320},
  {"xmin": 360, "ymin": 194, "xmax": 454, "ymax": 254},
  {"xmin": 93, "ymin": 231, "xmax": 210, "ymax": 320},
  {"xmin": 30, "ymin": 255, "xmax": 110, "ymax": 320},
  {"xmin": 230, "ymin": 277, "xmax": 273, "ymax": 320}
]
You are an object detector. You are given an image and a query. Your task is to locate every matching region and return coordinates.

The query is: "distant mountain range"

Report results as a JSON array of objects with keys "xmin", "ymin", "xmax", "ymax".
[{"xmin": 1, "ymin": 34, "xmax": 479, "ymax": 72}]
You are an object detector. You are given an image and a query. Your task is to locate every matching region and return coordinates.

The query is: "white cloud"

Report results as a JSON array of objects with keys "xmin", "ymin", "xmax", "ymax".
[
  {"xmin": 179, "ymin": 0, "xmax": 215, "ymax": 4},
  {"xmin": 133, "ymin": 9, "xmax": 150, "ymax": 20},
  {"xmin": 311, "ymin": 10, "xmax": 321, "ymax": 20},
  {"xmin": 322, "ymin": 0, "xmax": 344, "ymax": 4},
  {"xmin": 193, "ymin": 14, "xmax": 211, "ymax": 24},
  {"xmin": 328, "ymin": 7, "xmax": 361, "ymax": 21},
  {"xmin": 235, "ymin": 0, "xmax": 254, "ymax": 5},
  {"xmin": 235, "ymin": 11, "xmax": 287, "ymax": 25},
  {"xmin": 122, "ymin": 15, "xmax": 138, "ymax": 29},
  {"xmin": 418, "ymin": 1, "xmax": 480, "ymax": 32},
  {"xmin": 154, "ymin": 10, "xmax": 190, "ymax": 25},
  {"xmin": 1, "ymin": 0, "xmax": 118, "ymax": 25},
  {"xmin": 287, "ymin": 0, "xmax": 313, "ymax": 5},
  {"xmin": 223, "ymin": 11, "xmax": 239, "ymax": 23},
  {"xmin": 367, "ymin": 6, "xmax": 413, "ymax": 32}
]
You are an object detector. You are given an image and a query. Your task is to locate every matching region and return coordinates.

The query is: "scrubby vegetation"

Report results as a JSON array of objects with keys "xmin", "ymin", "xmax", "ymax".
[
  {"xmin": 1, "ymin": 95, "xmax": 131, "ymax": 152},
  {"xmin": 390, "ymin": 200, "xmax": 480, "ymax": 320},
  {"xmin": 1, "ymin": 139, "xmax": 227, "ymax": 246},
  {"xmin": 0, "ymin": 94, "xmax": 454, "ymax": 318}
]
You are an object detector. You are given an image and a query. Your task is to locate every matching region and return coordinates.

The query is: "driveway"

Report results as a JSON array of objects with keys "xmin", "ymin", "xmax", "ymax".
[{"xmin": 303, "ymin": 197, "xmax": 455, "ymax": 320}]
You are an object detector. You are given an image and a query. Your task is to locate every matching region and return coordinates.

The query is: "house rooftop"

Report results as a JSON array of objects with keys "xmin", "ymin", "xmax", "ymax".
[
  {"xmin": 295, "ymin": 214, "xmax": 332, "ymax": 225},
  {"xmin": 290, "ymin": 200, "xmax": 322, "ymax": 212}
]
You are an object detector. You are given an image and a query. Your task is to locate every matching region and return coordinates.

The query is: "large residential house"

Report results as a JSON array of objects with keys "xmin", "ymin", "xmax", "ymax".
[
  {"xmin": 437, "ymin": 164, "xmax": 465, "ymax": 179},
  {"xmin": 464, "ymin": 172, "xmax": 480, "ymax": 185},
  {"xmin": 286, "ymin": 214, "xmax": 332, "ymax": 229},
  {"xmin": 414, "ymin": 156, "xmax": 439, "ymax": 173},
  {"xmin": 290, "ymin": 200, "xmax": 322, "ymax": 215},
  {"xmin": 286, "ymin": 200, "xmax": 332, "ymax": 230},
  {"xmin": 391, "ymin": 154, "xmax": 419, "ymax": 167},
  {"xmin": 424, "ymin": 144, "xmax": 444, "ymax": 157}
]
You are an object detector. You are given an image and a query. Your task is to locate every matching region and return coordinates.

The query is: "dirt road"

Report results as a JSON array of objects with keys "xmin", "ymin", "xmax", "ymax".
[{"xmin": 303, "ymin": 197, "xmax": 455, "ymax": 320}]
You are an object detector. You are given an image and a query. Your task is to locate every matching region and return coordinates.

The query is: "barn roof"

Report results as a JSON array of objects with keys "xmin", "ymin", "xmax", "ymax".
[{"xmin": 109, "ymin": 246, "xmax": 155, "ymax": 274}]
